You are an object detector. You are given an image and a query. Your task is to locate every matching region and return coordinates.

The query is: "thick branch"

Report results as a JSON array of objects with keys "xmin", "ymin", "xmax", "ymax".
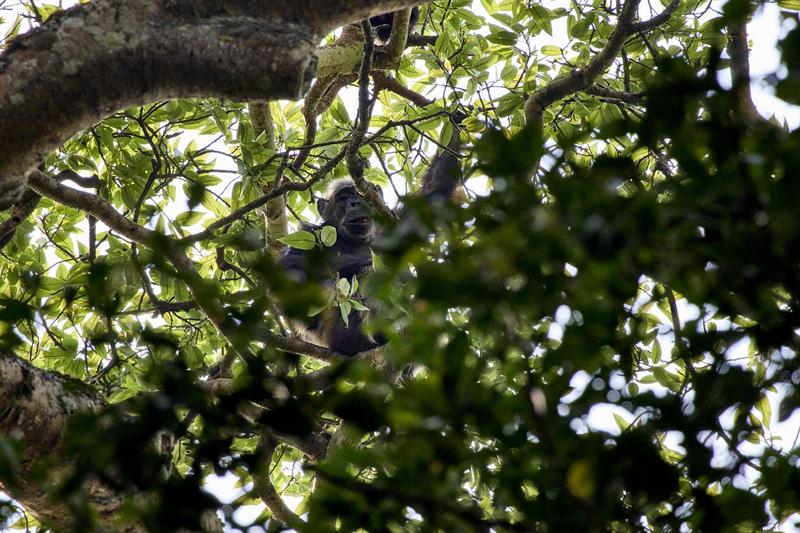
[
  {"xmin": 0, "ymin": 0, "xmax": 429, "ymax": 209},
  {"xmin": 0, "ymin": 353, "xmax": 112, "ymax": 528},
  {"xmin": 0, "ymin": 353, "xmax": 226, "ymax": 532},
  {"xmin": 380, "ymin": 8, "xmax": 414, "ymax": 64},
  {"xmin": 316, "ymin": 8, "xmax": 421, "ymax": 78},
  {"xmin": 254, "ymin": 434, "xmax": 306, "ymax": 529},
  {"xmin": 257, "ymin": 328, "xmax": 343, "ymax": 362}
]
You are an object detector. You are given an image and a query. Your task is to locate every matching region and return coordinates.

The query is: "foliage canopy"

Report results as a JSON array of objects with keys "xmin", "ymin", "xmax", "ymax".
[{"xmin": 2, "ymin": 0, "xmax": 800, "ymax": 530}]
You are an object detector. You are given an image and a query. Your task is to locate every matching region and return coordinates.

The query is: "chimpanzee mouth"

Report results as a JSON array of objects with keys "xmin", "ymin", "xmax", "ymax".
[{"xmin": 347, "ymin": 217, "xmax": 370, "ymax": 225}]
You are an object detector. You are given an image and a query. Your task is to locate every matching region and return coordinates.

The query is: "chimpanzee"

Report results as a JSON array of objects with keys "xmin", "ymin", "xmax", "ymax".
[
  {"xmin": 280, "ymin": 180, "xmax": 384, "ymax": 355},
  {"xmin": 279, "ymin": 120, "xmax": 463, "ymax": 356},
  {"xmin": 369, "ymin": 6, "xmax": 419, "ymax": 43}
]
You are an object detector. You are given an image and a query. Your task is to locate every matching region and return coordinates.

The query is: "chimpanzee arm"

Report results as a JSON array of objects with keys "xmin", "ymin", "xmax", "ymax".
[
  {"xmin": 416, "ymin": 123, "xmax": 462, "ymax": 203},
  {"xmin": 279, "ymin": 247, "xmax": 310, "ymax": 282}
]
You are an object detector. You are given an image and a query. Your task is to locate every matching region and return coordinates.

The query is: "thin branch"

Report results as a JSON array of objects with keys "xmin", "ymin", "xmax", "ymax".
[
  {"xmin": 407, "ymin": 34, "xmax": 438, "ymax": 47},
  {"xmin": 583, "ymin": 84, "xmax": 644, "ymax": 105},
  {"xmin": 664, "ymin": 286, "xmax": 697, "ymax": 379},
  {"xmin": 27, "ymin": 170, "xmax": 255, "ymax": 361},
  {"xmin": 28, "ymin": 171, "xmax": 159, "ymax": 245},
  {"xmin": 630, "ymin": 0, "xmax": 682, "ymax": 33},
  {"xmin": 523, "ymin": 0, "xmax": 680, "ymax": 123},
  {"xmin": 1, "ymin": 169, "xmax": 100, "ymax": 251},
  {"xmin": 347, "ymin": 21, "xmax": 398, "ymax": 221},
  {"xmin": 183, "ymin": 114, "xmax": 443, "ymax": 245},
  {"xmin": 372, "ymin": 71, "xmax": 434, "ymax": 107},
  {"xmin": 187, "ymin": 151, "xmax": 348, "ymax": 244}
]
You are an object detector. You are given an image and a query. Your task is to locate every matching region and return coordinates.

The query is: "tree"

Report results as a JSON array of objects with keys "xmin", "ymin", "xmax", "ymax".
[{"xmin": 2, "ymin": 0, "xmax": 800, "ymax": 530}]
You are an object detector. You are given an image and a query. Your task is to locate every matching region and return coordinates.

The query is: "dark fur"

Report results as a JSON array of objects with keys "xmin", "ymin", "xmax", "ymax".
[
  {"xmin": 280, "ymin": 180, "xmax": 383, "ymax": 355},
  {"xmin": 369, "ymin": 7, "xmax": 419, "ymax": 43},
  {"xmin": 280, "ymin": 123, "xmax": 463, "ymax": 356}
]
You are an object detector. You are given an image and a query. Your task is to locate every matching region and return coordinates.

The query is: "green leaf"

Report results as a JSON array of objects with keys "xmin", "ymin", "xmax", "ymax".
[
  {"xmin": 540, "ymin": 45, "xmax": 562, "ymax": 56},
  {"xmin": 756, "ymin": 396, "xmax": 772, "ymax": 428},
  {"xmin": 175, "ymin": 211, "xmax": 205, "ymax": 227},
  {"xmin": 339, "ymin": 301, "xmax": 352, "ymax": 326},
  {"xmin": 653, "ymin": 367, "xmax": 679, "ymax": 392},
  {"xmin": 613, "ymin": 413, "xmax": 630, "ymax": 431},
  {"xmin": 319, "ymin": 226, "xmax": 337, "ymax": 247},
  {"xmin": 371, "ymin": 251, "xmax": 384, "ymax": 270},
  {"xmin": 277, "ymin": 230, "xmax": 316, "ymax": 250},
  {"xmin": 487, "ymin": 27, "xmax": 518, "ymax": 46},
  {"xmin": 350, "ymin": 300, "xmax": 369, "ymax": 312},
  {"xmin": 529, "ymin": 5, "xmax": 554, "ymax": 35},
  {"xmin": 337, "ymin": 278, "xmax": 351, "ymax": 296}
]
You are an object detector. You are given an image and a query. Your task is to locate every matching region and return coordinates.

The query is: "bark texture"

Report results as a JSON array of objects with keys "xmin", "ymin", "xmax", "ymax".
[
  {"xmin": 0, "ymin": 354, "xmax": 113, "ymax": 527},
  {"xmin": 0, "ymin": 0, "xmax": 426, "ymax": 209}
]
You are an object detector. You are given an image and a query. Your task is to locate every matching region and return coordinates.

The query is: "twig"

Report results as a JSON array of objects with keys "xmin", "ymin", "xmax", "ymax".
[
  {"xmin": 583, "ymin": 84, "xmax": 644, "ymax": 105},
  {"xmin": 215, "ymin": 247, "xmax": 254, "ymax": 285},
  {"xmin": 664, "ymin": 286, "xmax": 697, "ymax": 381},
  {"xmin": 372, "ymin": 71, "xmax": 434, "ymax": 107},
  {"xmin": 185, "ymin": 149, "xmax": 347, "ymax": 244},
  {"xmin": 630, "ymin": 0, "xmax": 681, "ymax": 33}
]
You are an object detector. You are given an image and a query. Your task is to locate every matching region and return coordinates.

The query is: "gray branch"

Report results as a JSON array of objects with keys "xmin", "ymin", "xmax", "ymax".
[{"xmin": 0, "ymin": 0, "xmax": 428, "ymax": 209}]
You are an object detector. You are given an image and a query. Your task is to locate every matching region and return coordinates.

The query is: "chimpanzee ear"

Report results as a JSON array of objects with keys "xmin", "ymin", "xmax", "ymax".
[{"xmin": 316, "ymin": 197, "xmax": 329, "ymax": 216}]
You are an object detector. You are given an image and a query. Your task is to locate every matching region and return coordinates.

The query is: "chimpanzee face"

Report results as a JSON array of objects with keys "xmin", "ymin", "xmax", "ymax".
[{"xmin": 318, "ymin": 184, "xmax": 375, "ymax": 243}]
